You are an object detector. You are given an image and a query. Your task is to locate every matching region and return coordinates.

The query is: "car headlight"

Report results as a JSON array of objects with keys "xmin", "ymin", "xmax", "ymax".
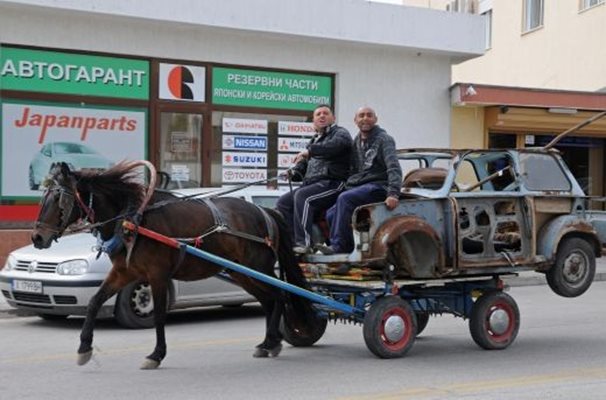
[
  {"xmin": 3, "ymin": 254, "xmax": 16, "ymax": 271},
  {"xmin": 57, "ymin": 259, "xmax": 88, "ymax": 275}
]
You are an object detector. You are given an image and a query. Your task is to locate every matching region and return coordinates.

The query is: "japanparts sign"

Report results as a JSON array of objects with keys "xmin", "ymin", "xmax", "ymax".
[
  {"xmin": 278, "ymin": 121, "xmax": 316, "ymax": 137},
  {"xmin": 0, "ymin": 47, "xmax": 149, "ymax": 99},
  {"xmin": 222, "ymin": 118, "xmax": 268, "ymax": 134},
  {"xmin": 223, "ymin": 135, "xmax": 268, "ymax": 151},
  {"xmin": 159, "ymin": 63, "xmax": 205, "ymax": 102},
  {"xmin": 1, "ymin": 101, "xmax": 147, "ymax": 199},
  {"xmin": 212, "ymin": 67, "xmax": 333, "ymax": 111}
]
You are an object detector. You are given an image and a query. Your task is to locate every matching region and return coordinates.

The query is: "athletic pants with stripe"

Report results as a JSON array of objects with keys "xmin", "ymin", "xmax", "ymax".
[{"xmin": 276, "ymin": 179, "xmax": 344, "ymax": 248}]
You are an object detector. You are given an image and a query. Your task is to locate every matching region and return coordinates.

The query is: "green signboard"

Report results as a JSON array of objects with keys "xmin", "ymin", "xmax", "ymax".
[
  {"xmin": 0, "ymin": 47, "xmax": 149, "ymax": 100},
  {"xmin": 212, "ymin": 67, "xmax": 332, "ymax": 111}
]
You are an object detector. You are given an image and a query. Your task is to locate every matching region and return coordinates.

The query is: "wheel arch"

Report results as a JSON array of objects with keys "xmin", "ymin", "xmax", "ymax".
[{"xmin": 537, "ymin": 216, "xmax": 600, "ymax": 263}]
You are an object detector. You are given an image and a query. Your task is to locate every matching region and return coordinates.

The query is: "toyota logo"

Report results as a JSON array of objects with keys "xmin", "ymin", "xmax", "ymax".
[{"xmin": 28, "ymin": 260, "xmax": 38, "ymax": 274}]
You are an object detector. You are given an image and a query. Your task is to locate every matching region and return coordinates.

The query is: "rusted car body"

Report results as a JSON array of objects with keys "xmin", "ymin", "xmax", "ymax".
[{"xmin": 307, "ymin": 147, "xmax": 602, "ymax": 298}]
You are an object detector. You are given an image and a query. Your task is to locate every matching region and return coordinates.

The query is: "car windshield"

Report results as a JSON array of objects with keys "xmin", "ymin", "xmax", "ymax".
[{"xmin": 53, "ymin": 143, "xmax": 96, "ymax": 155}]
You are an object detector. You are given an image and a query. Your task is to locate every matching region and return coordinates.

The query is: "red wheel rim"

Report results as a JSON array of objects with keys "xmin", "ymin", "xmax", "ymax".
[
  {"xmin": 484, "ymin": 300, "xmax": 515, "ymax": 343},
  {"xmin": 379, "ymin": 307, "xmax": 413, "ymax": 351}
]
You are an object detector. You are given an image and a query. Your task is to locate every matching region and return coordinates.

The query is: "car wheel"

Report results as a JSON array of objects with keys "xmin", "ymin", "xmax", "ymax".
[
  {"xmin": 115, "ymin": 281, "xmax": 159, "ymax": 329},
  {"xmin": 38, "ymin": 313, "xmax": 68, "ymax": 321},
  {"xmin": 469, "ymin": 291, "xmax": 519, "ymax": 350},
  {"xmin": 29, "ymin": 167, "xmax": 39, "ymax": 190},
  {"xmin": 363, "ymin": 296, "xmax": 416, "ymax": 359},
  {"xmin": 546, "ymin": 238, "xmax": 596, "ymax": 298}
]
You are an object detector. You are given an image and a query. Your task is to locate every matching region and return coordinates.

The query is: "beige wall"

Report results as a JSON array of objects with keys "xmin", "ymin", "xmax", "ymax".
[
  {"xmin": 451, "ymin": 106, "xmax": 485, "ymax": 148},
  {"xmin": 453, "ymin": 1, "xmax": 606, "ymax": 92}
]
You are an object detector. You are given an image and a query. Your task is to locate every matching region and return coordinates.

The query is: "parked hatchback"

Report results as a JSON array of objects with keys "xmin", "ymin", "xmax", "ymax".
[{"xmin": 0, "ymin": 186, "xmax": 288, "ymax": 328}]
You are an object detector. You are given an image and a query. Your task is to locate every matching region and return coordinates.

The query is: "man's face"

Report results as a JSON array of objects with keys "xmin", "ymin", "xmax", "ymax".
[
  {"xmin": 313, "ymin": 106, "xmax": 335, "ymax": 131},
  {"xmin": 354, "ymin": 108, "xmax": 378, "ymax": 133}
]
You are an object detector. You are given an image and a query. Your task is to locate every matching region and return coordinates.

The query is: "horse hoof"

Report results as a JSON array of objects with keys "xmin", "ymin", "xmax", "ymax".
[
  {"xmin": 140, "ymin": 358, "xmax": 161, "ymax": 370},
  {"xmin": 253, "ymin": 347, "xmax": 269, "ymax": 358},
  {"xmin": 77, "ymin": 351, "xmax": 93, "ymax": 366}
]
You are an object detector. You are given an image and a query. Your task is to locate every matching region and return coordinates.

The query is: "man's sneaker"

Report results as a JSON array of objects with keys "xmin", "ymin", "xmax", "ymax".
[
  {"xmin": 293, "ymin": 246, "xmax": 312, "ymax": 255},
  {"xmin": 315, "ymin": 244, "xmax": 336, "ymax": 255}
]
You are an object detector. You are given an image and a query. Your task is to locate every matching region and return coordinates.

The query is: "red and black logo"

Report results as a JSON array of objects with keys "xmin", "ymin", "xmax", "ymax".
[{"xmin": 168, "ymin": 66, "xmax": 195, "ymax": 100}]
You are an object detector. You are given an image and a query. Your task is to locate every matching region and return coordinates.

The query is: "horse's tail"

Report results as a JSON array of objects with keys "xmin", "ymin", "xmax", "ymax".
[{"xmin": 264, "ymin": 208, "xmax": 321, "ymax": 336}]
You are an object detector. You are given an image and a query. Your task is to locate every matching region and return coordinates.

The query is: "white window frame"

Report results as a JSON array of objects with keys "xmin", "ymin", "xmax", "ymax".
[
  {"xmin": 483, "ymin": 9, "xmax": 493, "ymax": 50},
  {"xmin": 522, "ymin": 0, "xmax": 544, "ymax": 33},
  {"xmin": 579, "ymin": 0, "xmax": 605, "ymax": 11}
]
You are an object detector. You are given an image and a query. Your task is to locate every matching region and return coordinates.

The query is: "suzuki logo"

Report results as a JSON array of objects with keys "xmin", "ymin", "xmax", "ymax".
[{"xmin": 28, "ymin": 261, "xmax": 38, "ymax": 274}]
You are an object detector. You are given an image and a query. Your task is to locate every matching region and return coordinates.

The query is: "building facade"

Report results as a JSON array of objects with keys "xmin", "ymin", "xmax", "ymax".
[{"xmin": 0, "ymin": 0, "xmax": 484, "ymax": 261}]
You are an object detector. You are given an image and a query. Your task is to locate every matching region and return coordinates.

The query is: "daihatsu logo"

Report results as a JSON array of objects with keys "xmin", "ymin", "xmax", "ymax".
[{"xmin": 28, "ymin": 260, "xmax": 37, "ymax": 274}]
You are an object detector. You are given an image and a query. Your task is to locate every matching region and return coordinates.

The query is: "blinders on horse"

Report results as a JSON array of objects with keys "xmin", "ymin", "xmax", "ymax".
[{"xmin": 36, "ymin": 180, "xmax": 78, "ymax": 235}]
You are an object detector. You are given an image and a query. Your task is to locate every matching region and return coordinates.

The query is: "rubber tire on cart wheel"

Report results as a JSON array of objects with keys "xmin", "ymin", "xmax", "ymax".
[
  {"xmin": 415, "ymin": 312, "xmax": 430, "ymax": 336},
  {"xmin": 363, "ymin": 296, "xmax": 416, "ymax": 359},
  {"xmin": 469, "ymin": 291, "xmax": 519, "ymax": 350},
  {"xmin": 546, "ymin": 238, "xmax": 596, "ymax": 298},
  {"xmin": 280, "ymin": 314, "xmax": 328, "ymax": 347},
  {"xmin": 114, "ymin": 281, "xmax": 156, "ymax": 329}
]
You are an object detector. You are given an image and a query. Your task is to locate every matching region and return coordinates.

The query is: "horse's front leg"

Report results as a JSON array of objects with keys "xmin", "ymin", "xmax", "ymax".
[
  {"xmin": 78, "ymin": 260, "xmax": 135, "ymax": 366},
  {"xmin": 140, "ymin": 278, "xmax": 169, "ymax": 370}
]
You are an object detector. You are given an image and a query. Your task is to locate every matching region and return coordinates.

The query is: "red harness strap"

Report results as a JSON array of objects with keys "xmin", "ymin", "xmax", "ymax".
[{"xmin": 123, "ymin": 221, "xmax": 181, "ymax": 249}]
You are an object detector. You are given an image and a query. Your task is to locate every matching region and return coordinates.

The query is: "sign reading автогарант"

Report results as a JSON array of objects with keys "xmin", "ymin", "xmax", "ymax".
[
  {"xmin": 0, "ymin": 46, "xmax": 149, "ymax": 100},
  {"xmin": 212, "ymin": 67, "xmax": 332, "ymax": 111}
]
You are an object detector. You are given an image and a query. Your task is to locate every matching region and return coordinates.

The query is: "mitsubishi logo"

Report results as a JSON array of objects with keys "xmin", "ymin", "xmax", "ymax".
[{"xmin": 28, "ymin": 260, "xmax": 38, "ymax": 274}]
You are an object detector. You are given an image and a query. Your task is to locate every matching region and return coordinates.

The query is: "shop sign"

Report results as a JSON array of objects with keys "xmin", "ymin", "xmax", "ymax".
[
  {"xmin": 1, "ymin": 101, "xmax": 147, "ymax": 199},
  {"xmin": 278, "ymin": 121, "xmax": 316, "ymax": 137},
  {"xmin": 159, "ymin": 63, "xmax": 205, "ymax": 102},
  {"xmin": 278, "ymin": 153, "xmax": 298, "ymax": 169},
  {"xmin": 222, "ymin": 118, "xmax": 268, "ymax": 134},
  {"xmin": 277, "ymin": 137, "xmax": 309, "ymax": 153},
  {"xmin": 223, "ymin": 135, "xmax": 267, "ymax": 151},
  {"xmin": 0, "ymin": 47, "xmax": 149, "ymax": 99},
  {"xmin": 212, "ymin": 67, "xmax": 332, "ymax": 111},
  {"xmin": 223, "ymin": 168, "xmax": 267, "ymax": 183},
  {"xmin": 222, "ymin": 151, "xmax": 267, "ymax": 167},
  {"xmin": 170, "ymin": 164, "xmax": 191, "ymax": 182}
]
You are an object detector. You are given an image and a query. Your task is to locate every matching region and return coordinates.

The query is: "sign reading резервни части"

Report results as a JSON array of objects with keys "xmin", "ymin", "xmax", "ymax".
[
  {"xmin": 0, "ymin": 46, "xmax": 149, "ymax": 100},
  {"xmin": 212, "ymin": 67, "xmax": 332, "ymax": 111}
]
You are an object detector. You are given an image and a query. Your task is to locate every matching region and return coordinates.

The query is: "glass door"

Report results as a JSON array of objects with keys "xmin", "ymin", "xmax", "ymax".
[{"xmin": 159, "ymin": 112, "xmax": 203, "ymax": 189}]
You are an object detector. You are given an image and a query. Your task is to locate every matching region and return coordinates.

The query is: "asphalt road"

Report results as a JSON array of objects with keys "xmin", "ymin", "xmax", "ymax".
[{"xmin": 1, "ymin": 282, "xmax": 606, "ymax": 400}]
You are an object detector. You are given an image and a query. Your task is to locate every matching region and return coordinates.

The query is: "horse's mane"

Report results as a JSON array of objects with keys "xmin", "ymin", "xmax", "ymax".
[{"xmin": 73, "ymin": 161, "xmax": 146, "ymax": 206}]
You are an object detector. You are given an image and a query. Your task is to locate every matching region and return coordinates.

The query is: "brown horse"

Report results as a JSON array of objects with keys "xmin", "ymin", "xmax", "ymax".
[{"xmin": 31, "ymin": 161, "xmax": 319, "ymax": 369}]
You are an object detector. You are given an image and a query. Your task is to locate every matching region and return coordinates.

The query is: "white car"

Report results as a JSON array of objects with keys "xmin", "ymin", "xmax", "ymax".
[{"xmin": 0, "ymin": 186, "xmax": 288, "ymax": 328}]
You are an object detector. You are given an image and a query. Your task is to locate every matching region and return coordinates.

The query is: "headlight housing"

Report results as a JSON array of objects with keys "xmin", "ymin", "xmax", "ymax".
[
  {"xmin": 56, "ymin": 259, "xmax": 88, "ymax": 275},
  {"xmin": 3, "ymin": 254, "xmax": 16, "ymax": 271}
]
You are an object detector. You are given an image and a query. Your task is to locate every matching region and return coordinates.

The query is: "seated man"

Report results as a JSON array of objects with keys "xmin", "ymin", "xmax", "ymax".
[
  {"xmin": 276, "ymin": 104, "xmax": 352, "ymax": 254},
  {"xmin": 319, "ymin": 106, "xmax": 402, "ymax": 255}
]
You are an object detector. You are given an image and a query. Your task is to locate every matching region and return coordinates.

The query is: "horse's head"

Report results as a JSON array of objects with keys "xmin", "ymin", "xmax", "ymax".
[{"xmin": 32, "ymin": 162, "xmax": 83, "ymax": 249}]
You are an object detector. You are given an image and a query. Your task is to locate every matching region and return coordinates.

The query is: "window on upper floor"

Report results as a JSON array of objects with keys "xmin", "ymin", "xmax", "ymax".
[
  {"xmin": 523, "ymin": 0, "xmax": 544, "ymax": 33},
  {"xmin": 579, "ymin": 0, "xmax": 604, "ymax": 11},
  {"xmin": 483, "ymin": 10, "xmax": 492, "ymax": 49}
]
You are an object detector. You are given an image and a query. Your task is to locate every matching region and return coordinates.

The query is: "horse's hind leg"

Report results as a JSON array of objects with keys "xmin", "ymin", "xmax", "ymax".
[
  {"xmin": 140, "ymin": 278, "xmax": 169, "ymax": 370},
  {"xmin": 254, "ymin": 296, "xmax": 284, "ymax": 358}
]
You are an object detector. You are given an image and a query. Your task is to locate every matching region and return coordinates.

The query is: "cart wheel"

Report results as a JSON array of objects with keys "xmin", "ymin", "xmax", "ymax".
[
  {"xmin": 363, "ymin": 296, "xmax": 416, "ymax": 359},
  {"xmin": 415, "ymin": 312, "xmax": 430, "ymax": 336},
  {"xmin": 469, "ymin": 291, "xmax": 519, "ymax": 350},
  {"xmin": 546, "ymin": 238, "xmax": 595, "ymax": 298},
  {"xmin": 280, "ymin": 315, "xmax": 328, "ymax": 347}
]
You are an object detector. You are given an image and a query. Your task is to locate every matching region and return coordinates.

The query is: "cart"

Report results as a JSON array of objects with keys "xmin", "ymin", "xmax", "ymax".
[{"xmin": 128, "ymin": 222, "xmax": 521, "ymax": 359}]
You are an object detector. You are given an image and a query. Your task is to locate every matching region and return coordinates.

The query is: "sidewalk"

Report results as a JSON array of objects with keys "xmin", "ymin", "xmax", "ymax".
[{"xmin": 2, "ymin": 259, "xmax": 606, "ymax": 316}]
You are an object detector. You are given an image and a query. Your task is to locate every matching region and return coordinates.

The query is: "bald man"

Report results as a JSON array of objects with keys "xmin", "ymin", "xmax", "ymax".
[{"xmin": 319, "ymin": 106, "xmax": 402, "ymax": 256}]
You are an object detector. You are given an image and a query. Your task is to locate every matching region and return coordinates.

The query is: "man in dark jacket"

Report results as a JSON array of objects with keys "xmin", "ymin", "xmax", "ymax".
[
  {"xmin": 276, "ymin": 104, "xmax": 353, "ymax": 254},
  {"xmin": 320, "ymin": 106, "xmax": 402, "ymax": 255}
]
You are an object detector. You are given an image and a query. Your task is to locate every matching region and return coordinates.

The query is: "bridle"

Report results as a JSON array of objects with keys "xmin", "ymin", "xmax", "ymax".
[{"xmin": 35, "ymin": 178, "xmax": 96, "ymax": 237}]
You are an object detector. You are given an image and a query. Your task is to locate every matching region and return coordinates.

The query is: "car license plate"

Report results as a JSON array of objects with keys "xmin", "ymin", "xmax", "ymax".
[{"xmin": 12, "ymin": 280, "xmax": 43, "ymax": 294}]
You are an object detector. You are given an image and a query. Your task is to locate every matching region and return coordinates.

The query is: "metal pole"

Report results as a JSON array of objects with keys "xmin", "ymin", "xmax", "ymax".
[{"xmin": 543, "ymin": 110, "xmax": 606, "ymax": 150}]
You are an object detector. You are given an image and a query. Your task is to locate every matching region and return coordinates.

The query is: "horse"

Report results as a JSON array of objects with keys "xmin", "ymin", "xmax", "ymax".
[{"xmin": 31, "ymin": 161, "xmax": 320, "ymax": 369}]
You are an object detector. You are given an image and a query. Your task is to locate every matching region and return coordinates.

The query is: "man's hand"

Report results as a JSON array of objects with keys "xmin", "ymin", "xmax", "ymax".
[
  {"xmin": 294, "ymin": 150, "xmax": 309, "ymax": 164},
  {"xmin": 385, "ymin": 195, "xmax": 399, "ymax": 210},
  {"xmin": 279, "ymin": 169, "xmax": 293, "ymax": 181}
]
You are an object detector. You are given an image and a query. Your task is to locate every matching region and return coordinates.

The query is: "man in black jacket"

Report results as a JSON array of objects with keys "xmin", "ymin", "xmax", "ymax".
[
  {"xmin": 276, "ymin": 104, "xmax": 352, "ymax": 254},
  {"xmin": 320, "ymin": 106, "xmax": 402, "ymax": 255}
]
